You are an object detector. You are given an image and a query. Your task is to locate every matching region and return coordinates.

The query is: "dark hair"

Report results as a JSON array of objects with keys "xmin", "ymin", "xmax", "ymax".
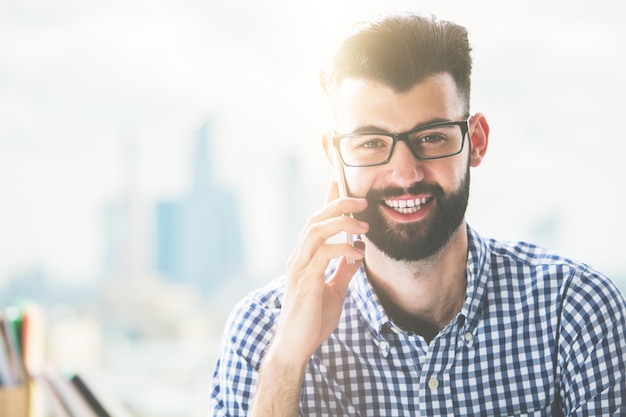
[{"xmin": 320, "ymin": 12, "xmax": 473, "ymax": 112}]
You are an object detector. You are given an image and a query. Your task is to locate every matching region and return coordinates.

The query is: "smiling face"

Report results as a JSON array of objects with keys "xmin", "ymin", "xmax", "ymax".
[{"xmin": 326, "ymin": 73, "xmax": 485, "ymax": 261}]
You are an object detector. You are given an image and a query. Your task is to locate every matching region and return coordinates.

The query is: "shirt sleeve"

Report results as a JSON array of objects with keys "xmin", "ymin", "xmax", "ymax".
[
  {"xmin": 209, "ymin": 293, "xmax": 280, "ymax": 417},
  {"xmin": 558, "ymin": 266, "xmax": 626, "ymax": 416}
]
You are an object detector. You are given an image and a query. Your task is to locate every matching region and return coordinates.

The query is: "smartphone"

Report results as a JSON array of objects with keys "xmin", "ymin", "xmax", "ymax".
[{"xmin": 334, "ymin": 148, "xmax": 355, "ymax": 264}]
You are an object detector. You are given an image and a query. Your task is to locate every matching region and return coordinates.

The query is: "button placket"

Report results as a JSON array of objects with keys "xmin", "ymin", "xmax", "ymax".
[{"xmin": 419, "ymin": 318, "xmax": 461, "ymax": 413}]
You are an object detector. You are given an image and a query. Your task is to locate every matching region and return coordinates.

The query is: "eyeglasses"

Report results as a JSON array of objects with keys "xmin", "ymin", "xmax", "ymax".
[{"xmin": 332, "ymin": 117, "xmax": 470, "ymax": 167}]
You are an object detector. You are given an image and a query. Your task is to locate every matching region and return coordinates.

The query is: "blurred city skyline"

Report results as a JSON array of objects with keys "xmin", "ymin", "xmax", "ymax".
[{"xmin": 2, "ymin": 1, "xmax": 626, "ymax": 288}]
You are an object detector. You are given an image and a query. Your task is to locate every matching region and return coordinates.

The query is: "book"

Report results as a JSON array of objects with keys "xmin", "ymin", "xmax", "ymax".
[
  {"xmin": 69, "ymin": 374, "xmax": 111, "ymax": 417},
  {"xmin": 41, "ymin": 367, "xmax": 99, "ymax": 417},
  {"xmin": 33, "ymin": 372, "xmax": 71, "ymax": 417},
  {"xmin": 0, "ymin": 313, "xmax": 15, "ymax": 385},
  {"xmin": 0, "ymin": 310, "xmax": 27, "ymax": 386},
  {"xmin": 19, "ymin": 302, "xmax": 45, "ymax": 376},
  {"xmin": 69, "ymin": 373, "xmax": 134, "ymax": 417}
]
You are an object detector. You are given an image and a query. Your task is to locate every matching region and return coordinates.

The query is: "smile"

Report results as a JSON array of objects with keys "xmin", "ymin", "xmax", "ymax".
[{"xmin": 383, "ymin": 197, "xmax": 430, "ymax": 214}]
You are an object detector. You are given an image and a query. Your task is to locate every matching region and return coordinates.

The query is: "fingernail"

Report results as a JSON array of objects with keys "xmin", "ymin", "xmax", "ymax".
[{"xmin": 354, "ymin": 240, "xmax": 365, "ymax": 251}]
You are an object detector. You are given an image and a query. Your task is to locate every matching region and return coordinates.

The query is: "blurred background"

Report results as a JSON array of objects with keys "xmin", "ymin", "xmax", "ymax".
[{"xmin": 1, "ymin": 0, "xmax": 625, "ymax": 416}]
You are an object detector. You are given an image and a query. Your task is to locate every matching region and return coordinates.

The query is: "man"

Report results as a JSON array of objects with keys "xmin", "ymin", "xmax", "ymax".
[{"xmin": 209, "ymin": 12, "xmax": 626, "ymax": 416}]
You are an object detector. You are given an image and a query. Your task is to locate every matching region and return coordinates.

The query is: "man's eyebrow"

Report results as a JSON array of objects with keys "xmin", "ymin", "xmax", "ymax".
[
  {"xmin": 350, "ymin": 117, "xmax": 453, "ymax": 135},
  {"xmin": 351, "ymin": 125, "xmax": 388, "ymax": 134},
  {"xmin": 406, "ymin": 117, "xmax": 453, "ymax": 131}
]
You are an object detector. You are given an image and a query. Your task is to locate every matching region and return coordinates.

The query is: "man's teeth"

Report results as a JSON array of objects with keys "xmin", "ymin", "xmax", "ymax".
[{"xmin": 384, "ymin": 197, "xmax": 428, "ymax": 213}]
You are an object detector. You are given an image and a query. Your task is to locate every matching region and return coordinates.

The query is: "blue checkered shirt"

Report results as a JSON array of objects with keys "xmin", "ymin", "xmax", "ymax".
[{"xmin": 209, "ymin": 226, "xmax": 626, "ymax": 416}]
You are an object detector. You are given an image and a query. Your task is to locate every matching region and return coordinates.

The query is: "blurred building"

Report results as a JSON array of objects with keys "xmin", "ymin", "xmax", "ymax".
[
  {"xmin": 102, "ymin": 135, "xmax": 151, "ymax": 279},
  {"xmin": 155, "ymin": 122, "xmax": 244, "ymax": 294},
  {"xmin": 282, "ymin": 153, "xmax": 320, "ymax": 261}
]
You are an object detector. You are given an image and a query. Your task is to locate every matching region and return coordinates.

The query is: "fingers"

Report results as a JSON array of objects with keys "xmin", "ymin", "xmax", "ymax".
[
  {"xmin": 307, "ymin": 241, "xmax": 366, "ymax": 274},
  {"xmin": 289, "ymin": 215, "xmax": 368, "ymax": 272},
  {"xmin": 304, "ymin": 191, "xmax": 367, "ymax": 241},
  {"xmin": 287, "ymin": 181, "xmax": 368, "ymax": 271}
]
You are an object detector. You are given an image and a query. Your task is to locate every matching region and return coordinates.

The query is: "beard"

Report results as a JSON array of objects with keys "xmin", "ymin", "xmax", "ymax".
[{"xmin": 354, "ymin": 168, "xmax": 470, "ymax": 262}]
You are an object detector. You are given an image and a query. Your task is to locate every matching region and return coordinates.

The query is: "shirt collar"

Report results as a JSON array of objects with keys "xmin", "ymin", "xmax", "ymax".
[
  {"xmin": 459, "ymin": 224, "xmax": 491, "ymax": 338},
  {"xmin": 350, "ymin": 266, "xmax": 390, "ymax": 335},
  {"xmin": 349, "ymin": 224, "xmax": 491, "ymax": 339}
]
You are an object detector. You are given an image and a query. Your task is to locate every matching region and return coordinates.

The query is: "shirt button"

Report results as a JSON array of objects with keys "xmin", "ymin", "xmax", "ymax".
[
  {"xmin": 428, "ymin": 376, "xmax": 439, "ymax": 390},
  {"xmin": 379, "ymin": 340, "xmax": 389, "ymax": 351},
  {"xmin": 390, "ymin": 325, "xmax": 403, "ymax": 335},
  {"xmin": 464, "ymin": 331, "xmax": 473, "ymax": 342}
]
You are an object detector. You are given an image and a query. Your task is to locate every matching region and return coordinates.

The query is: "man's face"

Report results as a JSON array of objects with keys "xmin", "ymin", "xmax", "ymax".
[{"xmin": 328, "ymin": 73, "xmax": 473, "ymax": 261}]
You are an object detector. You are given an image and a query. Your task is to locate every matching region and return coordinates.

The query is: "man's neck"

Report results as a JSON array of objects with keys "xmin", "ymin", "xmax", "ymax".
[{"xmin": 362, "ymin": 223, "xmax": 469, "ymax": 342}]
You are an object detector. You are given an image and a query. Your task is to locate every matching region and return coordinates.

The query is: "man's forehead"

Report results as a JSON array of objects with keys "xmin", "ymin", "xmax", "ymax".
[{"xmin": 330, "ymin": 74, "xmax": 465, "ymax": 131}]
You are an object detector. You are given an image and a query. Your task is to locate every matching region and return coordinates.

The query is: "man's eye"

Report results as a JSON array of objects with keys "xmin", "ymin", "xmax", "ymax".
[
  {"xmin": 360, "ymin": 139, "xmax": 386, "ymax": 148},
  {"xmin": 351, "ymin": 136, "xmax": 390, "ymax": 151},
  {"xmin": 419, "ymin": 134, "xmax": 447, "ymax": 144}
]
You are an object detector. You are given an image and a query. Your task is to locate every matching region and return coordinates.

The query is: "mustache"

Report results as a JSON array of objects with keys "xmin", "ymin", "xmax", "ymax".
[{"xmin": 364, "ymin": 183, "xmax": 444, "ymax": 200}]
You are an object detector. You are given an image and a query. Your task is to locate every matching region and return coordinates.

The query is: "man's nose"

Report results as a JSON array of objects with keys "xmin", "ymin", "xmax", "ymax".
[{"xmin": 385, "ymin": 141, "xmax": 425, "ymax": 188}]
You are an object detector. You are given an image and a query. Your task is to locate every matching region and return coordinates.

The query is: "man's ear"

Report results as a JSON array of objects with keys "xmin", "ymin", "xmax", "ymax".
[
  {"xmin": 322, "ymin": 130, "xmax": 334, "ymax": 165},
  {"xmin": 468, "ymin": 113, "xmax": 489, "ymax": 167}
]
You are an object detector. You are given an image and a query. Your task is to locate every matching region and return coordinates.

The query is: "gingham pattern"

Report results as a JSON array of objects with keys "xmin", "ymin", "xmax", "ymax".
[{"xmin": 209, "ymin": 226, "xmax": 626, "ymax": 416}]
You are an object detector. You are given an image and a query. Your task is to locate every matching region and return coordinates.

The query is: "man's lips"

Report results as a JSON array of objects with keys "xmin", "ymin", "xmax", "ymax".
[{"xmin": 382, "ymin": 196, "xmax": 433, "ymax": 215}]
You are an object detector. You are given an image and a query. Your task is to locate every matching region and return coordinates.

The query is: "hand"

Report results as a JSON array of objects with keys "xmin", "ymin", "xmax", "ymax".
[
  {"xmin": 249, "ymin": 181, "xmax": 368, "ymax": 416},
  {"xmin": 272, "ymin": 181, "xmax": 368, "ymax": 368}
]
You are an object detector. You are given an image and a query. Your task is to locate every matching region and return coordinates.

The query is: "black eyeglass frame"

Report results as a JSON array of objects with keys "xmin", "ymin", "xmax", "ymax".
[{"xmin": 332, "ymin": 116, "xmax": 471, "ymax": 168}]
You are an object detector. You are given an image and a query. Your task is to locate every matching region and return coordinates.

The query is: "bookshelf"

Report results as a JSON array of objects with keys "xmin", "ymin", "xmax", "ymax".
[{"xmin": 1, "ymin": 302, "xmax": 130, "ymax": 417}]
